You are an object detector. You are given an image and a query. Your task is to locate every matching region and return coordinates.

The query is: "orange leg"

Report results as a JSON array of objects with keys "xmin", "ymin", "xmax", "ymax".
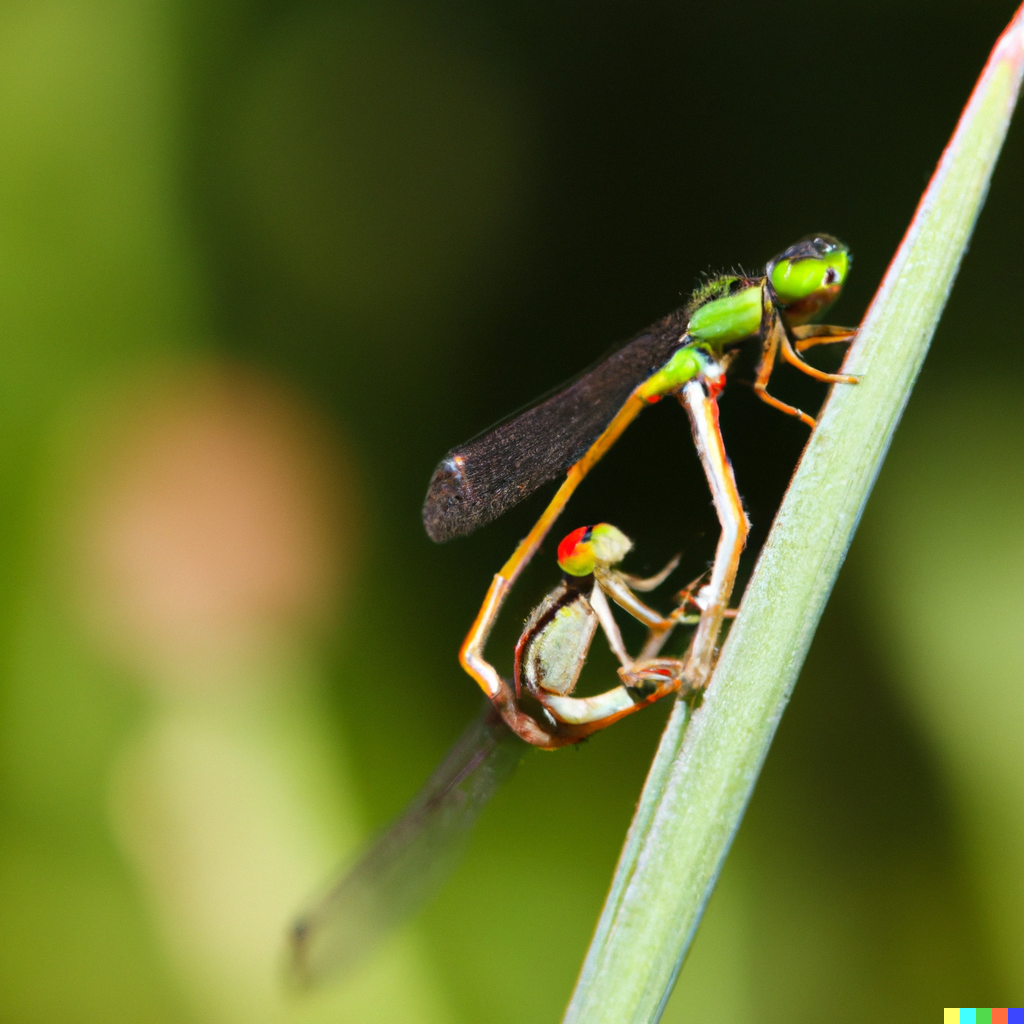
[
  {"xmin": 780, "ymin": 329, "xmax": 858, "ymax": 385},
  {"xmin": 542, "ymin": 381, "xmax": 749, "ymax": 732},
  {"xmin": 679, "ymin": 379, "xmax": 749, "ymax": 687},
  {"xmin": 459, "ymin": 392, "xmax": 648, "ymax": 747},
  {"xmin": 751, "ymin": 312, "xmax": 817, "ymax": 428},
  {"xmin": 536, "ymin": 576, "xmax": 695, "ymax": 731},
  {"xmin": 791, "ymin": 324, "xmax": 857, "ymax": 353},
  {"xmin": 539, "ymin": 668, "xmax": 692, "ymax": 734}
]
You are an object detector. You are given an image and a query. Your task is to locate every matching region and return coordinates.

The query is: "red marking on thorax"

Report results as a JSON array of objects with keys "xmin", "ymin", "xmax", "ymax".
[{"xmin": 706, "ymin": 375, "xmax": 727, "ymax": 399}]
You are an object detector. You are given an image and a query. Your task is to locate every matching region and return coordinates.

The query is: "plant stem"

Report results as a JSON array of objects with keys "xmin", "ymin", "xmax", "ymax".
[{"xmin": 563, "ymin": 8, "xmax": 1024, "ymax": 1022}]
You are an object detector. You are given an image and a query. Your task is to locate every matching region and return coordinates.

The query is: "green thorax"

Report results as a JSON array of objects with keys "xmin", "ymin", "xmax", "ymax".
[
  {"xmin": 636, "ymin": 274, "xmax": 763, "ymax": 401},
  {"xmin": 685, "ymin": 274, "xmax": 764, "ymax": 349},
  {"xmin": 636, "ymin": 234, "xmax": 850, "ymax": 403}
]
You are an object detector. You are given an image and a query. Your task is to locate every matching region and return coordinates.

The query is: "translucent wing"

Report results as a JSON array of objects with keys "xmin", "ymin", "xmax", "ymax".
[
  {"xmin": 422, "ymin": 310, "xmax": 688, "ymax": 542},
  {"xmin": 289, "ymin": 705, "xmax": 527, "ymax": 985}
]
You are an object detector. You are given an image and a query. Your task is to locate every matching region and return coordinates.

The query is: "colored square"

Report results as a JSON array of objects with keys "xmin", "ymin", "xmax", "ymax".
[
  {"xmin": 994, "ymin": 1010, "xmax": 1008, "ymax": 1024},
  {"xmin": 1008, "ymin": 1010, "xmax": 1024, "ymax": 1023},
  {"xmin": 979, "ymin": 1011, "xmax": 993, "ymax": 1024},
  {"xmin": 945, "ymin": 1012, "xmax": 959, "ymax": 1024},
  {"xmin": 962, "ymin": 1012, "xmax": 976, "ymax": 1024}
]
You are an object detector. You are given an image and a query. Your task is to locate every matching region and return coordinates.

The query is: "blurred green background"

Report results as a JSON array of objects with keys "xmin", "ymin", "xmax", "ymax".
[{"xmin": 0, "ymin": 0, "xmax": 1021, "ymax": 1021}]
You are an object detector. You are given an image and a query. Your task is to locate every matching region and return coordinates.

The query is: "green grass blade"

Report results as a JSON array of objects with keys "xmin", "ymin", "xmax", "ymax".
[{"xmin": 563, "ymin": 8, "xmax": 1024, "ymax": 1022}]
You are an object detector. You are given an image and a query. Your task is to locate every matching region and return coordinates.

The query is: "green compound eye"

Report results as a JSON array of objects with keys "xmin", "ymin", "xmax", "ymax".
[{"xmin": 769, "ymin": 235, "xmax": 850, "ymax": 323}]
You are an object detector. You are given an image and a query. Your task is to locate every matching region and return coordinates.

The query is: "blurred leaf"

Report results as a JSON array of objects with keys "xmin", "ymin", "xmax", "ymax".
[{"xmin": 859, "ymin": 383, "xmax": 1024, "ymax": 997}]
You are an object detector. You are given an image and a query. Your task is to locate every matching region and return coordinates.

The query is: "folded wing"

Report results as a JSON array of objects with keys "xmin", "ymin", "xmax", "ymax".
[{"xmin": 422, "ymin": 311, "xmax": 687, "ymax": 542}]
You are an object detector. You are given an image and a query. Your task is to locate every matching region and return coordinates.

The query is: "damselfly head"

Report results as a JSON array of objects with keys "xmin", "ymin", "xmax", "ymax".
[
  {"xmin": 767, "ymin": 234, "xmax": 850, "ymax": 324},
  {"xmin": 557, "ymin": 523, "xmax": 632, "ymax": 576}
]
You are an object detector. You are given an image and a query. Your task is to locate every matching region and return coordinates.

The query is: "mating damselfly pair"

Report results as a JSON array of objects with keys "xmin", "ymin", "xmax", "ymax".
[{"xmin": 291, "ymin": 235, "xmax": 857, "ymax": 982}]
